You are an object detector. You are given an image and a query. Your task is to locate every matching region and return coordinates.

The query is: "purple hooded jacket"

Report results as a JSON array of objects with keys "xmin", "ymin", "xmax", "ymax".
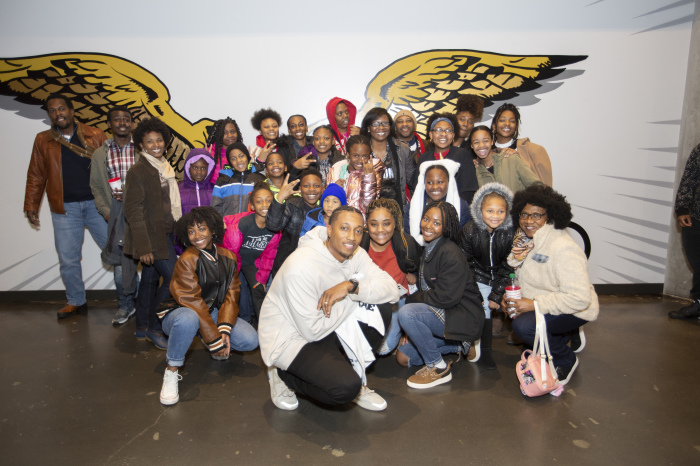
[{"xmin": 179, "ymin": 149, "xmax": 215, "ymax": 215}]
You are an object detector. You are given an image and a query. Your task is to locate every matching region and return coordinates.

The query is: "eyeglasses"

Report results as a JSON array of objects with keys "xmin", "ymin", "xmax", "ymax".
[
  {"xmin": 370, "ymin": 121, "xmax": 391, "ymax": 128},
  {"xmin": 432, "ymin": 127, "xmax": 454, "ymax": 134},
  {"xmin": 519, "ymin": 212, "xmax": 547, "ymax": 220}
]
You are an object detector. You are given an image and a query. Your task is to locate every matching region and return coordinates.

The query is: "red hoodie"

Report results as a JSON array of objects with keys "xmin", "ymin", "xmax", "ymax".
[{"xmin": 325, "ymin": 97, "xmax": 357, "ymax": 155}]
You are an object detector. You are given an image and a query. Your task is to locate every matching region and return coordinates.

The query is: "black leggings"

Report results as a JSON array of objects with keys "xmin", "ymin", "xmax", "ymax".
[{"xmin": 278, "ymin": 302, "xmax": 392, "ymax": 405}]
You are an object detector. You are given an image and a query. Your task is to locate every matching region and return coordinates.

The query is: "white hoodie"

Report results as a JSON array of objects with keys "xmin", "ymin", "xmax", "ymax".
[{"xmin": 258, "ymin": 226, "xmax": 401, "ymax": 370}]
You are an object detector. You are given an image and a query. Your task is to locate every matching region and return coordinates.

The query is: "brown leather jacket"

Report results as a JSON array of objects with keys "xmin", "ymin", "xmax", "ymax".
[
  {"xmin": 24, "ymin": 122, "xmax": 107, "ymax": 214},
  {"xmin": 165, "ymin": 246, "xmax": 241, "ymax": 350}
]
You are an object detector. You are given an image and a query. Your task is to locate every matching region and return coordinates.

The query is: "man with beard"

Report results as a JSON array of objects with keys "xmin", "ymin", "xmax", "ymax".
[
  {"xmin": 259, "ymin": 206, "xmax": 400, "ymax": 412},
  {"xmin": 24, "ymin": 94, "xmax": 107, "ymax": 319}
]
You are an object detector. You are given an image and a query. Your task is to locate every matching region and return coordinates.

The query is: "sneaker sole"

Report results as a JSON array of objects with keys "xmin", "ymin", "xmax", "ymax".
[
  {"xmin": 558, "ymin": 358, "xmax": 579, "ymax": 385},
  {"xmin": 467, "ymin": 341, "xmax": 481, "ymax": 363},
  {"xmin": 160, "ymin": 395, "xmax": 179, "ymax": 406},
  {"xmin": 354, "ymin": 399, "xmax": 387, "ymax": 411},
  {"xmin": 573, "ymin": 328, "xmax": 586, "ymax": 353},
  {"xmin": 112, "ymin": 308, "xmax": 136, "ymax": 325},
  {"xmin": 407, "ymin": 371, "xmax": 452, "ymax": 389},
  {"xmin": 273, "ymin": 399, "xmax": 299, "ymax": 410}
]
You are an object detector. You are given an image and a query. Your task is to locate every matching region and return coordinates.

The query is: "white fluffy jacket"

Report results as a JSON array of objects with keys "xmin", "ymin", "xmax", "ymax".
[
  {"xmin": 516, "ymin": 224, "xmax": 599, "ymax": 322},
  {"xmin": 409, "ymin": 158, "xmax": 461, "ymax": 246},
  {"xmin": 258, "ymin": 227, "xmax": 401, "ymax": 370}
]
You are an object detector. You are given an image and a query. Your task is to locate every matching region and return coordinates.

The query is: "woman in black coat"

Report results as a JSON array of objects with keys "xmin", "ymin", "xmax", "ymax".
[{"xmin": 396, "ymin": 201, "xmax": 483, "ymax": 390}]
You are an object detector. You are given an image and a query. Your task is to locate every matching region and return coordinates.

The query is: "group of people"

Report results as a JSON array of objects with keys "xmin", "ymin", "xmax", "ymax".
[{"xmin": 25, "ymin": 93, "xmax": 602, "ymax": 410}]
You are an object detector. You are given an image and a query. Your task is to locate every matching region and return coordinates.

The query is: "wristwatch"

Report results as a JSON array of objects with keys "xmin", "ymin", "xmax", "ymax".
[{"xmin": 348, "ymin": 279, "xmax": 359, "ymax": 294}]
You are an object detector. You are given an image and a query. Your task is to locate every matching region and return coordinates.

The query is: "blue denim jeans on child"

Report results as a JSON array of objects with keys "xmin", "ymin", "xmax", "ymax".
[
  {"xmin": 161, "ymin": 307, "xmax": 259, "ymax": 367},
  {"xmin": 477, "ymin": 282, "xmax": 493, "ymax": 318},
  {"xmin": 397, "ymin": 302, "xmax": 462, "ymax": 367},
  {"xmin": 51, "ymin": 201, "xmax": 108, "ymax": 306}
]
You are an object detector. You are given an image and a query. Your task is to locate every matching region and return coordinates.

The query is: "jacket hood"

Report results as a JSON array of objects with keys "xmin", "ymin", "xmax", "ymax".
[
  {"xmin": 326, "ymin": 97, "xmax": 357, "ymax": 137},
  {"xmin": 409, "ymin": 158, "xmax": 462, "ymax": 246},
  {"xmin": 470, "ymin": 182, "xmax": 514, "ymax": 231},
  {"xmin": 183, "ymin": 149, "xmax": 216, "ymax": 185}
]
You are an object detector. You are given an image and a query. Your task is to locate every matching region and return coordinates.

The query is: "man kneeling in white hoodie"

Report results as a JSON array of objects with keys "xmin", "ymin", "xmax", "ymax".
[{"xmin": 259, "ymin": 205, "xmax": 401, "ymax": 411}]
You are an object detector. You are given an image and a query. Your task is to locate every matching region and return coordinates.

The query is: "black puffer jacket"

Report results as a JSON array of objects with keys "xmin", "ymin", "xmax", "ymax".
[
  {"xmin": 359, "ymin": 229, "xmax": 421, "ymax": 275},
  {"xmin": 406, "ymin": 237, "xmax": 484, "ymax": 342},
  {"xmin": 459, "ymin": 182, "xmax": 515, "ymax": 305},
  {"xmin": 267, "ymin": 195, "xmax": 317, "ymax": 273}
]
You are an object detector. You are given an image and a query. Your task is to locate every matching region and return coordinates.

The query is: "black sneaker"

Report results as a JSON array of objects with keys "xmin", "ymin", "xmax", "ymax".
[
  {"xmin": 555, "ymin": 357, "xmax": 579, "ymax": 385},
  {"xmin": 668, "ymin": 300, "xmax": 700, "ymax": 319},
  {"xmin": 569, "ymin": 328, "xmax": 586, "ymax": 353}
]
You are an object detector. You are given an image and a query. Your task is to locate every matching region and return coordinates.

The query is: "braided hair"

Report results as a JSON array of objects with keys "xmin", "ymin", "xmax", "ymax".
[
  {"xmin": 366, "ymin": 198, "xmax": 412, "ymax": 259},
  {"xmin": 207, "ymin": 117, "xmax": 242, "ymax": 166},
  {"xmin": 422, "ymin": 200, "xmax": 460, "ymax": 243},
  {"xmin": 492, "ymin": 103, "xmax": 521, "ymax": 141},
  {"xmin": 345, "ymin": 134, "xmax": 371, "ymax": 159}
]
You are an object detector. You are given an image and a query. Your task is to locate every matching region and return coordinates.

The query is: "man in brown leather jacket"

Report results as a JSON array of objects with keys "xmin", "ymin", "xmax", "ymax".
[{"xmin": 23, "ymin": 94, "xmax": 107, "ymax": 319}]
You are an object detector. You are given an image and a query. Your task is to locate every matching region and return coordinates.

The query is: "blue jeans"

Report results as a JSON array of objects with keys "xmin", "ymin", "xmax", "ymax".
[
  {"xmin": 135, "ymin": 234, "xmax": 176, "ymax": 334},
  {"xmin": 511, "ymin": 311, "xmax": 587, "ymax": 367},
  {"xmin": 477, "ymin": 282, "xmax": 492, "ymax": 318},
  {"xmin": 398, "ymin": 303, "xmax": 462, "ymax": 367},
  {"xmin": 114, "ymin": 264, "xmax": 138, "ymax": 311},
  {"xmin": 161, "ymin": 307, "xmax": 259, "ymax": 367},
  {"xmin": 378, "ymin": 298, "xmax": 405, "ymax": 356},
  {"xmin": 51, "ymin": 201, "xmax": 108, "ymax": 306}
]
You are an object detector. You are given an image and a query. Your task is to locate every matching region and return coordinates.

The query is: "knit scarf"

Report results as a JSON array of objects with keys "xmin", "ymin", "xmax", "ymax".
[
  {"xmin": 50, "ymin": 123, "xmax": 96, "ymax": 159},
  {"xmin": 139, "ymin": 151, "xmax": 182, "ymax": 221},
  {"xmin": 507, "ymin": 228, "xmax": 535, "ymax": 269}
]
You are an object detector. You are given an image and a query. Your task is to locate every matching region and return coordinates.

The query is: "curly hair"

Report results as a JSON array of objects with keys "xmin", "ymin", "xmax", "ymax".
[
  {"xmin": 207, "ymin": 118, "xmax": 242, "ymax": 166},
  {"xmin": 421, "ymin": 200, "xmax": 460, "ymax": 243},
  {"xmin": 345, "ymin": 134, "xmax": 371, "ymax": 157},
  {"xmin": 424, "ymin": 112, "xmax": 459, "ymax": 145},
  {"xmin": 360, "ymin": 107, "xmax": 394, "ymax": 138},
  {"xmin": 175, "ymin": 207, "xmax": 225, "ymax": 248},
  {"xmin": 329, "ymin": 205, "xmax": 363, "ymax": 225},
  {"xmin": 455, "ymin": 95, "xmax": 484, "ymax": 121},
  {"xmin": 511, "ymin": 183, "xmax": 572, "ymax": 230},
  {"xmin": 492, "ymin": 103, "xmax": 521, "ymax": 140},
  {"xmin": 133, "ymin": 117, "xmax": 171, "ymax": 149},
  {"xmin": 251, "ymin": 108, "xmax": 282, "ymax": 131},
  {"xmin": 107, "ymin": 105, "xmax": 132, "ymax": 122},
  {"xmin": 366, "ymin": 198, "xmax": 412, "ymax": 257}
]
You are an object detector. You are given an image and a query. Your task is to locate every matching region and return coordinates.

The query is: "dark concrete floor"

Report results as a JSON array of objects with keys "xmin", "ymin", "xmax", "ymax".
[{"xmin": 1, "ymin": 295, "xmax": 699, "ymax": 465}]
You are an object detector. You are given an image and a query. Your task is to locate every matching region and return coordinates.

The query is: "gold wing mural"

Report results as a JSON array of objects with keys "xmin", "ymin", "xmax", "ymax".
[
  {"xmin": 0, "ymin": 53, "xmax": 213, "ymax": 173},
  {"xmin": 359, "ymin": 50, "xmax": 586, "ymax": 136}
]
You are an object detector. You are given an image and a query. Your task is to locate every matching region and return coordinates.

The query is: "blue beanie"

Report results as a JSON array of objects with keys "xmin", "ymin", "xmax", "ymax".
[{"xmin": 321, "ymin": 183, "xmax": 347, "ymax": 206}]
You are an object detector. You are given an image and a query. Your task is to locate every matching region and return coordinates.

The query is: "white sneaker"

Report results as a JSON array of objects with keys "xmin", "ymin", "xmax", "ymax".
[
  {"xmin": 571, "ymin": 328, "xmax": 586, "ymax": 353},
  {"xmin": 467, "ymin": 340, "xmax": 481, "ymax": 362},
  {"xmin": 353, "ymin": 385, "xmax": 387, "ymax": 411},
  {"xmin": 267, "ymin": 366, "xmax": 298, "ymax": 410},
  {"xmin": 160, "ymin": 369, "xmax": 182, "ymax": 406}
]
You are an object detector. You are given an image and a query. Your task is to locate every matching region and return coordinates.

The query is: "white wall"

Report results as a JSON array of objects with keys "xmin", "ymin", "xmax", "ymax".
[{"xmin": 0, "ymin": 0, "xmax": 693, "ymax": 291}]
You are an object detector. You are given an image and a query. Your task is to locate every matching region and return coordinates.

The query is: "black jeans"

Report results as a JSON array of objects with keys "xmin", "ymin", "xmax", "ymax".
[
  {"xmin": 682, "ymin": 218, "xmax": 700, "ymax": 300},
  {"xmin": 278, "ymin": 302, "xmax": 392, "ymax": 405},
  {"xmin": 511, "ymin": 311, "xmax": 587, "ymax": 367}
]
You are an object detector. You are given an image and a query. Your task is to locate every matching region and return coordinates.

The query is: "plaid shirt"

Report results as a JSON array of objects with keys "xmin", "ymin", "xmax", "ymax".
[{"xmin": 106, "ymin": 138, "xmax": 136, "ymax": 181}]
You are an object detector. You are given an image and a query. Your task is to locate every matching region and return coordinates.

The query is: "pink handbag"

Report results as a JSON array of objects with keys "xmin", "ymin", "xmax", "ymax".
[{"xmin": 515, "ymin": 303, "xmax": 564, "ymax": 397}]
